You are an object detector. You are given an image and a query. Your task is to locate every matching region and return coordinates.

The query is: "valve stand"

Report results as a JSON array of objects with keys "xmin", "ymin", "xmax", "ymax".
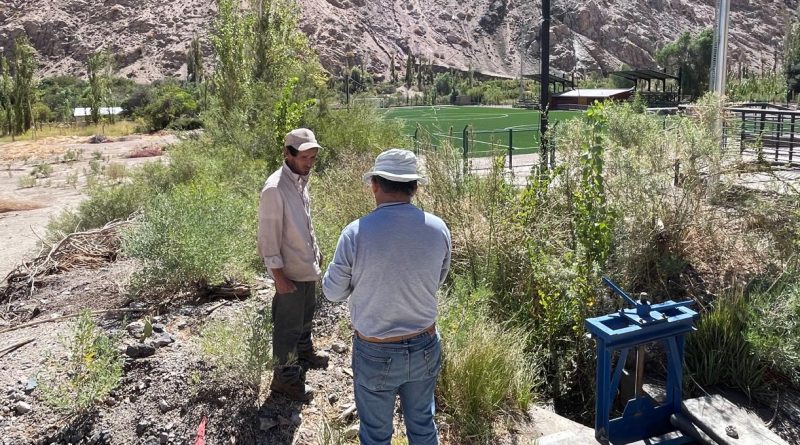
[{"xmin": 585, "ymin": 277, "xmax": 698, "ymax": 444}]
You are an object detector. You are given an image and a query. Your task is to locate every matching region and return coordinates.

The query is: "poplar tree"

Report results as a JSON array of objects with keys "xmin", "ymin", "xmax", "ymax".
[
  {"xmin": 11, "ymin": 37, "xmax": 36, "ymax": 134},
  {"xmin": 0, "ymin": 56, "xmax": 14, "ymax": 137},
  {"xmin": 187, "ymin": 36, "xmax": 204, "ymax": 84},
  {"xmin": 405, "ymin": 54, "xmax": 414, "ymax": 87},
  {"xmin": 785, "ymin": 16, "xmax": 800, "ymax": 100},
  {"xmin": 87, "ymin": 51, "xmax": 111, "ymax": 125}
]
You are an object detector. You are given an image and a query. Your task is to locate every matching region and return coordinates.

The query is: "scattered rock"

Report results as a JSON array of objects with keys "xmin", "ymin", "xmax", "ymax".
[
  {"xmin": 152, "ymin": 323, "xmax": 166, "ymax": 333},
  {"xmin": 126, "ymin": 321, "xmax": 145, "ymax": 337},
  {"xmin": 331, "ymin": 342, "xmax": 347, "ymax": 353},
  {"xmin": 327, "ymin": 393, "xmax": 339, "ymax": 405},
  {"xmin": 126, "ymin": 343, "xmax": 156, "ymax": 358},
  {"xmin": 158, "ymin": 399, "xmax": 171, "ymax": 413},
  {"xmin": 24, "ymin": 377, "xmax": 37, "ymax": 393},
  {"xmin": 151, "ymin": 332, "xmax": 174, "ymax": 348},
  {"xmin": 136, "ymin": 419, "xmax": 151, "ymax": 436},
  {"xmin": 14, "ymin": 401, "xmax": 31, "ymax": 414}
]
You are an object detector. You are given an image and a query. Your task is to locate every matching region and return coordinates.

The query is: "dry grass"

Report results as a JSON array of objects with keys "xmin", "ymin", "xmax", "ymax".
[
  {"xmin": 0, "ymin": 196, "xmax": 44, "ymax": 213},
  {"xmin": 126, "ymin": 146, "xmax": 163, "ymax": 158},
  {"xmin": 0, "ymin": 121, "xmax": 138, "ymax": 144}
]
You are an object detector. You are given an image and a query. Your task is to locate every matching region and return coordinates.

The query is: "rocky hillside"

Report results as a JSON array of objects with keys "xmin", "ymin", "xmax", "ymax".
[{"xmin": 0, "ymin": 0, "xmax": 797, "ymax": 83}]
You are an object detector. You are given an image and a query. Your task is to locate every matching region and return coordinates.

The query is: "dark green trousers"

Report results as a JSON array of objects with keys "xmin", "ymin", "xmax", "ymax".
[{"xmin": 271, "ymin": 280, "xmax": 316, "ymax": 366}]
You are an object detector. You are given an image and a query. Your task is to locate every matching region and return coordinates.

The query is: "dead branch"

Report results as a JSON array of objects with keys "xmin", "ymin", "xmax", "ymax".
[
  {"xmin": 0, "ymin": 337, "xmax": 35, "ymax": 358},
  {"xmin": 2, "ymin": 219, "xmax": 132, "ymax": 297},
  {"xmin": 0, "ymin": 307, "xmax": 149, "ymax": 335},
  {"xmin": 205, "ymin": 301, "xmax": 229, "ymax": 316}
]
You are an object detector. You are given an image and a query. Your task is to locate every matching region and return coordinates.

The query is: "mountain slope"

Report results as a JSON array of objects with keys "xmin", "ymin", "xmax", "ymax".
[{"xmin": 0, "ymin": 0, "xmax": 796, "ymax": 82}]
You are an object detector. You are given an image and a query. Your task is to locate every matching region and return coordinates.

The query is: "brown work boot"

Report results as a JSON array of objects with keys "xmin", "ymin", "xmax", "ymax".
[
  {"xmin": 270, "ymin": 366, "xmax": 314, "ymax": 401},
  {"xmin": 298, "ymin": 349, "xmax": 330, "ymax": 370}
]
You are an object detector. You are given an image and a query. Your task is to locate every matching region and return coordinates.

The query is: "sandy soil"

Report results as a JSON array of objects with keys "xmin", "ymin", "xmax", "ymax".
[{"xmin": 0, "ymin": 134, "xmax": 178, "ymax": 279}]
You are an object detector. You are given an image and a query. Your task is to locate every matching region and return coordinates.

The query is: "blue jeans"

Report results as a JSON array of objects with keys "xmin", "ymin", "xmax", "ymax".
[{"xmin": 352, "ymin": 330, "xmax": 442, "ymax": 445}]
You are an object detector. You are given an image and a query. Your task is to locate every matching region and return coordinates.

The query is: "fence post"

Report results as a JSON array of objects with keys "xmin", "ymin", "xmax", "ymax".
[
  {"xmin": 508, "ymin": 128, "xmax": 513, "ymax": 170},
  {"xmin": 740, "ymin": 111, "xmax": 746, "ymax": 153},
  {"xmin": 775, "ymin": 113, "xmax": 783, "ymax": 162},
  {"xmin": 463, "ymin": 125, "xmax": 469, "ymax": 176},
  {"xmin": 790, "ymin": 115, "xmax": 796, "ymax": 164}
]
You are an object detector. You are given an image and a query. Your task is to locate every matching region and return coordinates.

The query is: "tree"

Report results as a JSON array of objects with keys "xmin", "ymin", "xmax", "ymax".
[
  {"xmin": 655, "ymin": 29, "xmax": 713, "ymax": 99},
  {"xmin": 186, "ymin": 36, "xmax": 204, "ymax": 84},
  {"xmin": 11, "ymin": 36, "xmax": 37, "ymax": 134},
  {"xmin": 405, "ymin": 54, "xmax": 414, "ymax": 87},
  {"xmin": 784, "ymin": 16, "xmax": 800, "ymax": 101},
  {"xmin": 390, "ymin": 57, "xmax": 397, "ymax": 84},
  {"xmin": 86, "ymin": 51, "xmax": 111, "ymax": 124},
  {"xmin": 0, "ymin": 56, "xmax": 13, "ymax": 137}
]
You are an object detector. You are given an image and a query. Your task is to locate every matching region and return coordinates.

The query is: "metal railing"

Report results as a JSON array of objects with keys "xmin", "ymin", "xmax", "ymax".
[{"xmin": 727, "ymin": 107, "xmax": 800, "ymax": 166}]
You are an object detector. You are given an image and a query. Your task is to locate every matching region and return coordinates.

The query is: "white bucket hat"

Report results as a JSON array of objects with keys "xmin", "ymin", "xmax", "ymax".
[{"xmin": 363, "ymin": 149, "xmax": 428, "ymax": 185}]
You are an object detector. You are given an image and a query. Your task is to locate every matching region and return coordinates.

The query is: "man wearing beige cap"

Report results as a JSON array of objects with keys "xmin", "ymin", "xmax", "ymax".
[
  {"xmin": 323, "ymin": 149, "xmax": 451, "ymax": 444},
  {"xmin": 258, "ymin": 128, "xmax": 329, "ymax": 401}
]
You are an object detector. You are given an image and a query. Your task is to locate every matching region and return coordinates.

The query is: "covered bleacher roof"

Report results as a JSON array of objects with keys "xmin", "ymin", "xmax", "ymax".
[{"xmin": 609, "ymin": 69, "xmax": 679, "ymax": 82}]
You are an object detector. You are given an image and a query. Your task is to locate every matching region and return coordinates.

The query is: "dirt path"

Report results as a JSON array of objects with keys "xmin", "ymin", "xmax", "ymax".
[{"xmin": 0, "ymin": 133, "xmax": 178, "ymax": 278}]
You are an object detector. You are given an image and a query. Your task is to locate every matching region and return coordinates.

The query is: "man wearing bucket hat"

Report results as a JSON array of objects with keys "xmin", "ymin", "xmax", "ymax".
[
  {"xmin": 323, "ymin": 148, "xmax": 451, "ymax": 444},
  {"xmin": 258, "ymin": 128, "xmax": 330, "ymax": 401}
]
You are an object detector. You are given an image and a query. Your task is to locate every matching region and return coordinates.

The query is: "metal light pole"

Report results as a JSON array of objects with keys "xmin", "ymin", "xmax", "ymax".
[
  {"xmin": 540, "ymin": 0, "xmax": 551, "ymax": 168},
  {"xmin": 710, "ymin": 0, "xmax": 730, "ymax": 95}
]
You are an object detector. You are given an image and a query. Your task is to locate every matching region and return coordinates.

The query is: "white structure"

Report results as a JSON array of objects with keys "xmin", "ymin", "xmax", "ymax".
[{"xmin": 73, "ymin": 107, "xmax": 123, "ymax": 120}]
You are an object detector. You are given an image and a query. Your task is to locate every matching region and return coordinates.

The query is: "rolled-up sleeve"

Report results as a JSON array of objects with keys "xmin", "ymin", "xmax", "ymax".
[
  {"xmin": 258, "ymin": 186, "xmax": 284, "ymax": 269},
  {"xmin": 322, "ymin": 230, "xmax": 355, "ymax": 302}
]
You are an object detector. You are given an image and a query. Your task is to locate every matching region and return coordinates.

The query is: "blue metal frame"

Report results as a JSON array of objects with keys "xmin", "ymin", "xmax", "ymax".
[{"xmin": 585, "ymin": 278, "xmax": 698, "ymax": 444}]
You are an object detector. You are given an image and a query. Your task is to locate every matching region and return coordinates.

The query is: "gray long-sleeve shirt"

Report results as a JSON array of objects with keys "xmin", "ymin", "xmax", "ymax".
[
  {"xmin": 322, "ymin": 202, "xmax": 451, "ymax": 338},
  {"xmin": 257, "ymin": 163, "xmax": 321, "ymax": 282}
]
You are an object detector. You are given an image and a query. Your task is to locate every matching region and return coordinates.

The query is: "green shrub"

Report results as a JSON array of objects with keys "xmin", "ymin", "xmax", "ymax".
[
  {"xmin": 685, "ymin": 292, "xmax": 768, "ymax": 400},
  {"xmin": 438, "ymin": 283, "xmax": 539, "ymax": 440},
  {"xmin": 198, "ymin": 303, "xmax": 272, "ymax": 388},
  {"xmin": 123, "ymin": 174, "xmax": 260, "ymax": 291},
  {"xmin": 16, "ymin": 175, "xmax": 36, "ymax": 188},
  {"xmin": 47, "ymin": 181, "xmax": 148, "ymax": 239},
  {"xmin": 306, "ymin": 103, "xmax": 407, "ymax": 169},
  {"xmin": 41, "ymin": 311, "xmax": 123, "ymax": 413},
  {"xmin": 140, "ymin": 83, "xmax": 199, "ymax": 132},
  {"xmin": 746, "ymin": 274, "xmax": 800, "ymax": 386},
  {"xmin": 311, "ymin": 152, "xmax": 374, "ymax": 260},
  {"xmin": 32, "ymin": 163, "xmax": 53, "ymax": 178}
]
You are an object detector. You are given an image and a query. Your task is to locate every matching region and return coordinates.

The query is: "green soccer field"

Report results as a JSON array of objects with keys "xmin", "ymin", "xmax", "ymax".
[{"xmin": 382, "ymin": 106, "xmax": 583, "ymax": 156}]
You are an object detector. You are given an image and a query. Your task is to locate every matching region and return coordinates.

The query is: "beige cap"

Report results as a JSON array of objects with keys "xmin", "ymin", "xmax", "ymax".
[{"xmin": 284, "ymin": 128, "xmax": 322, "ymax": 151}]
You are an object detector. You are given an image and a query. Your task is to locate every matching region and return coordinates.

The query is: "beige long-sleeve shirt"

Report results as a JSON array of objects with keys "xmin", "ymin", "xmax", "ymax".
[{"xmin": 257, "ymin": 163, "xmax": 321, "ymax": 282}]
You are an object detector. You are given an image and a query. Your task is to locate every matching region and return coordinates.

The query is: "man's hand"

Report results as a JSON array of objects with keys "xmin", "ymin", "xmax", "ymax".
[
  {"xmin": 271, "ymin": 268, "xmax": 297, "ymax": 294},
  {"xmin": 275, "ymin": 277, "xmax": 297, "ymax": 294}
]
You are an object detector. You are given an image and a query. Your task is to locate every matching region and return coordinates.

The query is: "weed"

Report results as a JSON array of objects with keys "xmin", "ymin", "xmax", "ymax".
[
  {"xmin": 685, "ymin": 291, "xmax": 768, "ymax": 401},
  {"xmin": 198, "ymin": 303, "xmax": 273, "ymax": 388},
  {"xmin": 63, "ymin": 148, "xmax": 81, "ymax": 162},
  {"xmin": 88, "ymin": 159, "xmax": 103, "ymax": 176},
  {"xmin": 40, "ymin": 311, "xmax": 123, "ymax": 414},
  {"xmin": 32, "ymin": 163, "xmax": 53, "ymax": 178},
  {"xmin": 16, "ymin": 175, "xmax": 36, "ymax": 188},
  {"xmin": 65, "ymin": 172, "xmax": 79, "ymax": 188},
  {"xmin": 104, "ymin": 162, "xmax": 127, "ymax": 181},
  {"xmin": 316, "ymin": 416, "xmax": 355, "ymax": 445},
  {"xmin": 438, "ymin": 284, "xmax": 539, "ymax": 441}
]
